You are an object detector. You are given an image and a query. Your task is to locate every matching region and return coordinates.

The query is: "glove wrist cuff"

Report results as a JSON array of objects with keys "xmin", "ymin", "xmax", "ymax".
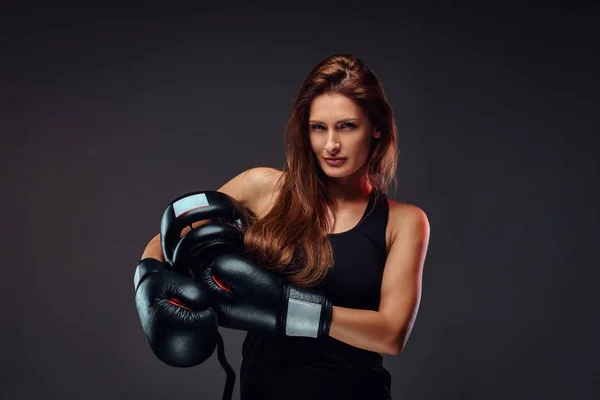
[
  {"xmin": 282, "ymin": 285, "xmax": 332, "ymax": 338},
  {"xmin": 134, "ymin": 258, "xmax": 165, "ymax": 291}
]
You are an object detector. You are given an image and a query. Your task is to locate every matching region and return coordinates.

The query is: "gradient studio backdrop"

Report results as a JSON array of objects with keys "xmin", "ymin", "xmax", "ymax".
[{"xmin": 3, "ymin": 3, "xmax": 598, "ymax": 399}]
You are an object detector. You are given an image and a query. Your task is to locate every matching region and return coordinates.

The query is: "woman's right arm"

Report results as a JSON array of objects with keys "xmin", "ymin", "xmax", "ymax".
[
  {"xmin": 139, "ymin": 167, "xmax": 278, "ymax": 261},
  {"xmin": 141, "ymin": 234, "xmax": 164, "ymax": 262}
]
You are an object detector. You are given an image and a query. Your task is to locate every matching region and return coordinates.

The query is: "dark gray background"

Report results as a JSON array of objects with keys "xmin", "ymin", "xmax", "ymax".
[{"xmin": 3, "ymin": 2, "xmax": 598, "ymax": 399}]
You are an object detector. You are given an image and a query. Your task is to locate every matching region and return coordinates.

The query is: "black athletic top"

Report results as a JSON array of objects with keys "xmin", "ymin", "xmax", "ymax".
[{"xmin": 239, "ymin": 190, "xmax": 392, "ymax": 400}]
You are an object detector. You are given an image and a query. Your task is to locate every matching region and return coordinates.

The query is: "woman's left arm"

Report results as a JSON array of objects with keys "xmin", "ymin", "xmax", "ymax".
[{"xmin": 328, "ymin": 205, "xmax": 430, "ymax": 355}]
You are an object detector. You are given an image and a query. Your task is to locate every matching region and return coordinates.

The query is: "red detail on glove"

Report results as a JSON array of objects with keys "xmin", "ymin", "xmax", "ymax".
[
  {"xmin": 211, "ymin": 274, "xmax": 232, "ymax": 293},
  {"xmin": 168, "ymin": 298, "xmax": 193, "ymax": 311}
]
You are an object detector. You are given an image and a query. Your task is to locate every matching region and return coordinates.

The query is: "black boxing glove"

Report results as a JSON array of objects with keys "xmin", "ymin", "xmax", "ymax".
[
  {"xmin": 160, "ymin": 190, "xmax": 248, "ymax": 278},
  {"xmin": 206, "ymin": 253, "xmax": 333, "ymax": 339},
  {"xmin": 133, "ymin": 257, "xmax": 219, "ymax": 367},
  {"xmin": 157, "ymin": 190, "xmax": 331, "ymax": 339}
]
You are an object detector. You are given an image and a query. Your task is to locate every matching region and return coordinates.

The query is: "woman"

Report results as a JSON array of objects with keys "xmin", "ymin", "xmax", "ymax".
[
  {"xmin": 216, "ymin": 54, "xmax": 430, "ymax": 399},
  {"xmin": 139, "ymin": 54, "xmax": 429, "ymax": 399}
]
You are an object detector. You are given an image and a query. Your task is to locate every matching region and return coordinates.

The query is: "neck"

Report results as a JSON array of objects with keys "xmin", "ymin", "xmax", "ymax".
[{"xmin": 325, "ymin": 167, "xmax": 372, "ymax": 202}]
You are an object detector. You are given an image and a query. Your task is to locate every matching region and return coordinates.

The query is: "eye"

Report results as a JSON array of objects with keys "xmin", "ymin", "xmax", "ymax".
[
  {"xmin": 340, "ymin": 122, "xmax": 357, "ymax": 130},
  {"xmin": 310, "ymin": 124, "xmax": 325, "ymax": 131}
]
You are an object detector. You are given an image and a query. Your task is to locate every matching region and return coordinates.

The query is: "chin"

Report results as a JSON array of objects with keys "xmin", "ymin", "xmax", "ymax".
[{"xmin": 320, "ymin": 164, "xmax": 353, "ymax": 179}]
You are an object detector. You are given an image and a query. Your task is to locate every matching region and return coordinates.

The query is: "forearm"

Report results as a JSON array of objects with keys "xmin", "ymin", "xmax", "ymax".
[
  {"xmin": 328, "ymin": 306, "xmax": 400, "ymax": 355},
  {"xmin": 141, "ymin": 234, "xmax": 165, "ymax": 262}
]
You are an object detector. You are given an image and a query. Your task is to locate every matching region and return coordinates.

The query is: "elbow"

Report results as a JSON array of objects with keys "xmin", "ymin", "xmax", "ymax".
[
  {"xmin": 385, "ymin": 329, "xmax": 409, "ymax": 356},
  {"xmin": 385, "ymin": 342, "xmax": 403, "ymax": 356}
]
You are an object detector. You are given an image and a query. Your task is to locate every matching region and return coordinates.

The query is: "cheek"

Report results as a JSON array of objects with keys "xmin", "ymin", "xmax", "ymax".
[
  {"xmin": 351, "ymin": 136, "xmax": 373, "ymax": 155},
  {"xmin": 309, "ymin": 135, "xmax": 323, "ymax": 151}
]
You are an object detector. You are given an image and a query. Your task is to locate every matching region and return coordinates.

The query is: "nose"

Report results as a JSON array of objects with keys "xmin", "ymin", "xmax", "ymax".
[{"xmin": 325, "ymin": 133, "xmax": 341, "ymax": 154}]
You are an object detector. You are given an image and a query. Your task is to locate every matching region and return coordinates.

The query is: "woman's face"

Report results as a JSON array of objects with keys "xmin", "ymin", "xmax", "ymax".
[{"xmin": 308, "ymin": 93, "xmax": 380, "ymax": 180}]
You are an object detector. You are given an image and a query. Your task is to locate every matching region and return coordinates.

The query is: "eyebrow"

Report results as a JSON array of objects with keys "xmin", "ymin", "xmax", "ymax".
[{"xmin": 309, "ymin": 118, "xmax": 360, "ymax": 124}]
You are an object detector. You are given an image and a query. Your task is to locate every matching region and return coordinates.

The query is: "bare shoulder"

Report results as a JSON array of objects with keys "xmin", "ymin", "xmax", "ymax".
[
  {"xmin": 250, "ymin": 166, "xmax": 284, "ymax": 188},
  {"xmin": 218, "ymin": 166, "xmax": 283, "ymax": 211},
  {"xmin": 387, "ymin": 199, "xmax": 430, "ymax": 244}
]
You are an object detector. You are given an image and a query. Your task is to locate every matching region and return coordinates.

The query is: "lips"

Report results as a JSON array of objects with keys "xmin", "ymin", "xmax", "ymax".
[{"xmin": 324, "ymin": 157, "xmax": 346, "ymax": 166}]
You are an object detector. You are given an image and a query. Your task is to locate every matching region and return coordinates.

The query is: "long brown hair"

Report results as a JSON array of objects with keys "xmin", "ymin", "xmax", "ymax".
[{"xmin": 243, "ymin": 54, "xmax": 398, "ymax": 288}]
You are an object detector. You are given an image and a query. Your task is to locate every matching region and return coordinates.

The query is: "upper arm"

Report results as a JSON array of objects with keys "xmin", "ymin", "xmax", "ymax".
[
  {"xmin": 218, "ymin": 166, "xmax": 281, "ymax": 209},
  {"xmin": 378, "ymin": 204, "xmax": 431, "ymax": 353}
]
